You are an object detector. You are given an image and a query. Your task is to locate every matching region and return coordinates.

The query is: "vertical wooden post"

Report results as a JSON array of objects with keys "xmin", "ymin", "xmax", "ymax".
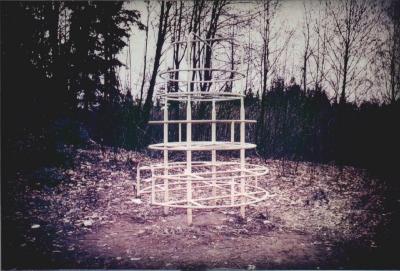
[
  {"xmin": 136, "ymin": 165, "xmax": 141, "ymax": 196},
  {"xmin": 178, "ymin": 123, "xmax": 182, "ymax": 142},
  {"xmin": 186, "ymin": 32, "xmax": 193, "ymax": 226},
  {"xmin": 163, "ymin": 97, "xmax": 169, "ymax": 215},
  {"xmin": 231, "ymin": 121, "xmax": 235, "ymax": 142},
  {"xmin": 151, "ymin": 167, "xmax": 155, "ymax": 204},
  {"xmin": 211, "ymin": 99, "xmax": 217, "ymax": 203},
  {"xmin": 231, "ymin": 177, "xmax": 235, "ymax": 205},
  {"xmin": 186, "ymin": 97, "xmax": 192, "ymax": 225},
  {"xmin": 240, "ymin": 97, "xmax": 246, "ymax": 218}
]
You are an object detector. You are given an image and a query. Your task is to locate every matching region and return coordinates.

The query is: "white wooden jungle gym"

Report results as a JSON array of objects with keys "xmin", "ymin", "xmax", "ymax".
[{"xmin": 136, "ymin": 32, "xmax": 270, "ymax": 225}]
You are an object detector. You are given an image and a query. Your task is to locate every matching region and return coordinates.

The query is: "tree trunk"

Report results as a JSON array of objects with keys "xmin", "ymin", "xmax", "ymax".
[
  {"xmin": 256, "ymin": 0, "xmax": 270, "ymax": 147},
  {"xmin": 141, "ymin": 0, "xmax": 172, "ymax": 125},
  {"xmin": 340, "ymin": 42, "xmax": 349, "ymax": 104},
  {"xmin": 139, "ymin": 0, "xmax": 150, "ymax": 106}
]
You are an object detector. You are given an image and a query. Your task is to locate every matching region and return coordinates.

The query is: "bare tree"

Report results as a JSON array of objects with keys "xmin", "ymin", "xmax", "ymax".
[
  {"xmin": 141, "ymin": 0, "xmax": 172, "ymax": 124},
  {"xmin": 255, "ymin": 0, "xmax": 293, "ymax": 145},
  {"xmin": 138, "ymin": 0, "xmax": 151, "ymax": 106},
  {"xmin": 171, "ymin": 0, "xmax": 185, "ymax": 92},
  {"xmin": 301, "ymin": 1, "xmax": 312, "ymax": 93},
  {"xmin": 309, "ymin": 0, "xmax": 329, "ymax": 92},
  {"xmin": 202, "ymin": 0, "xmax": 228, "ymax": 91},
  {"xmin": 375, "ymin": 0, "xmax": 400, "ymax": 104},
  {"xmin": 325, "ymin": 0, "xmax": 381, "ymax": 103}
]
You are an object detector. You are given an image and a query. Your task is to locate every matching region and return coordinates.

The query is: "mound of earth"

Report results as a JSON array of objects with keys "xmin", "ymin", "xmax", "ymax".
[{"xmin": 3, "ymin": 146, "xmax": 396, "ymax": 269}]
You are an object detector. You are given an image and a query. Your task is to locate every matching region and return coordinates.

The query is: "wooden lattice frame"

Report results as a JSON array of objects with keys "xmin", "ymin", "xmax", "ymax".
[{"xmin": 136, "ymin": 32, "xmax": 269, "ymax": 225}]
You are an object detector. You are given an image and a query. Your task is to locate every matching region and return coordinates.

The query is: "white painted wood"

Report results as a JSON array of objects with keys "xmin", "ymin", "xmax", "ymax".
[
  {"xmin": 231, "ymin": 121, "xmax": 235, "ymax": 142},
  {"xmin": 163, "ymin": 97, "xmax": 169, "ymax": 215},
  {"xmin": 136, "ymin": 165, "xmax": 141, "ymax": 196},
  {"xmin": 134, "ymin": 32, "xmax": 270, "ymax": 225},
  {"xmin": 240, "ymin": 97, "xmax": 246, "ymax": 218},
  {"xmin": 151, "ymin": 167, "xmax": 155, "ymax": 204},
  {"xmin": 178, "ymin": 123, "xmax": 182, "ymax": 142},
  {"xmin": 186, "ymin": 32, "xmax": 193, "ymax": 226},
  {"xmin": 149, "ymin": 119, "xmax": 256, "ymax": 124},
  {"xmin": 187, "ymin": 96, "xmax": 192, "ymax": 225},
  {"xmin": 211, "ymin": 99, "xmax": 217, "ymax": 202},
  {"xmin": 148, "ymin": 141, "xmax": 256, "ymax": 151}
]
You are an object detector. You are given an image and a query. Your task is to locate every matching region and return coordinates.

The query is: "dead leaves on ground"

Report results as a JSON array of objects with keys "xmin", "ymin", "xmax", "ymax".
[{"xmin": 9, "ymin": 145, "xmax": 388, "ymax": 260}]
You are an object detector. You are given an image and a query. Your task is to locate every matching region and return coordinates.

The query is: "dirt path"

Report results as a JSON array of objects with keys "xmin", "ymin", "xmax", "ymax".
[
  {"xmin": 3, "ymin": 146, "xmax": 394, "ymax": 269},
  {"xmin": 77, "ymin": 212, "xmax": 331, "ymax": 269}
]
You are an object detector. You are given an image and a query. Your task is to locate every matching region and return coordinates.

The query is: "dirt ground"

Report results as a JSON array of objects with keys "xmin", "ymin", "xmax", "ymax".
[{"xmin": 3, "ymin": 145, "xmax": 399, "ymax": 269}]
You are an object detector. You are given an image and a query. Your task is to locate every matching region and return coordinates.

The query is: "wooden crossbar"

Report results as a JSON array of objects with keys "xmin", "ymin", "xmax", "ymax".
[{"xmin": 149, "ymin": 119, "xmax": 256, "ymax": 125}]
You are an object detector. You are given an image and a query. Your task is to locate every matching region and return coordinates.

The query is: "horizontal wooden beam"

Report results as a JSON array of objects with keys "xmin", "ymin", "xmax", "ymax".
[{"xmin": 149, "ymin": 119, "xmax": 256, "ymax": 125}]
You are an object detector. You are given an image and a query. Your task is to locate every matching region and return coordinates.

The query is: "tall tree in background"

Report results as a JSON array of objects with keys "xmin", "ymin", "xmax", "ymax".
[
  {"xmin": 141, "ymin": 0, "xmax": 172, "ymax": 125},
  {"xmin": 169, "ymin": 0, "xmax": 186, "ymax": 137},
  {"xmin": 255, "ymin": 0, "xmax": 293, "ymax": 149},
  {"xmin": 67, "ymin": 2, "xmax": 142, "ymax": 112},
  {"xmin": 325, "ymin": 0, "xmax": 380, "ymax": 104},
  {"xmin": 375, "ymin": 0, "xmax": 400, "ymax": 104},
  {"xmin": 68, "ymin": 2, "xmax": 100, "ymax": 112},
  {"xmin": 301, "ymin": 1, "xmax": 312, "ymax": 93},
  {"xmin": 202, "ymin": 0, "xmax": 228, "ymax": 92},
  {"xmin": 171, "ymin": 0, "xmax": 185, "ymax": 93},
  {"xmin": 2, "ymin": 2, "xmax": 63, "ymax": 137},
  {"xmin": 2, "ymin": 1, "xmax": 143, "ymax": 144},
  {"xmin": 97, "ymin": 2, "xmax": 143, "ymax": 106},
  {"xmin": 256, "ymin": 0, "xmax": 275, "ymax": 149},
  {"xmin": 138, "ymin": 0, "xmax": 151, "ymax": 106},
  {"xmin": 309, "ymin": 0, "xmax": 329, "ymax": 92}
]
